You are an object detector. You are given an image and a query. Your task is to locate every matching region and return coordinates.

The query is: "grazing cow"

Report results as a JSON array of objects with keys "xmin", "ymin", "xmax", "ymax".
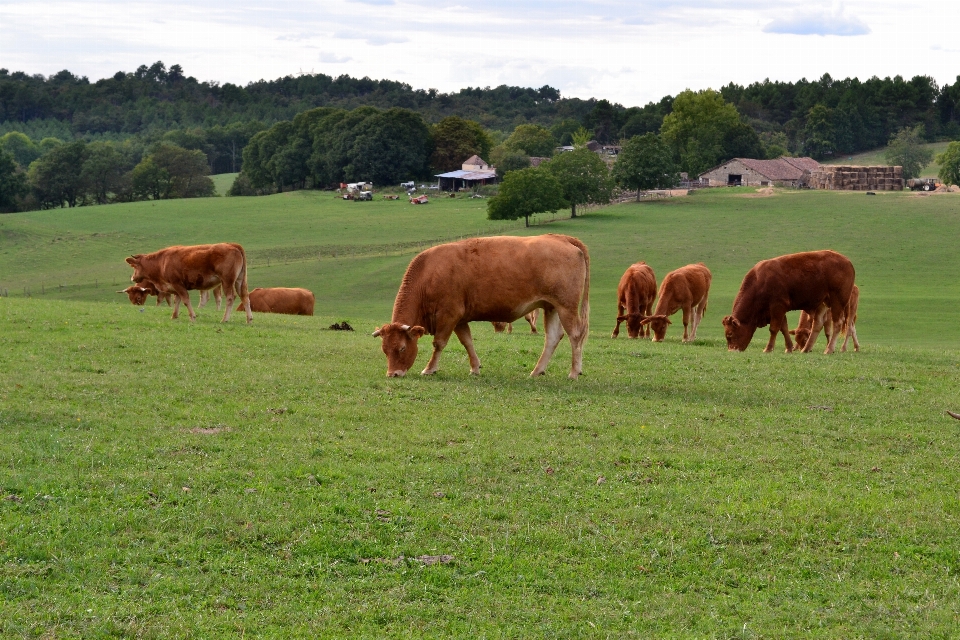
[
  {"xmin": 722, "ymin": 250, "xmax": 854, "ymax": 353},
  {"xmin": 492, "ymin": 310, "xmax": 540, "ymax": 334},
  {"xmin": 612, "ymin": 262, "xmax": 657, "ymax": 338},
  {"xmin": 791, "ymin": 284, "xmax": 860, "ymax": 352},
  {"xmin": 373, "ymin": 234, "xmax": 590, "ymax": 378},
  {"xmin": 639, "ymin": 263, "xmax": 712, "ymax": 342},
  {"xmin": 235, "ymin": 287, "xmax": 315, "ymax": 316},
  {"xmin": 118, "ymin": 280, "xmax": 173, "ymax": 307},
  {"xmin": 125, "ymin": 243, "xmax": 252, "ymax": 323}
]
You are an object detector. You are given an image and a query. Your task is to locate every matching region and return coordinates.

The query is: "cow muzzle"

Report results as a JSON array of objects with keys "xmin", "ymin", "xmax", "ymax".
[{"xmin": 387, "ymin": 370, "xmax": 407, "ymax": 378}]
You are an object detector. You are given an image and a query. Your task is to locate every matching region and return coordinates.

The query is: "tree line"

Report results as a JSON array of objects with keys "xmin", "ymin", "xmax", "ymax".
[{"xmin": 2, "ymin": 62, "xmax": 959, "ymax": 157}]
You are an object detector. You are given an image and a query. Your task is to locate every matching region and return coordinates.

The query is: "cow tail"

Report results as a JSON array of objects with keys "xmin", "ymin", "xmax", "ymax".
[
  {"xmin": 236, "ymin": 245, "xmax": 250, "ymax": 304},
  {"xmin": 566, "ymin": 236, "xmax": 590, "ymax": 335}
]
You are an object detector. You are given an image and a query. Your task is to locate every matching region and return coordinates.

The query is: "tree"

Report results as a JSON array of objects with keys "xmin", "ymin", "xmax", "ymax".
[
  {"xmin": 799, "ymin": 104, "xmax": 835, "ymax": 160},
  {"xmin": 487, "ymin": 167, "xmax": 566, "ymax": 227},
  {"xmin": 81, "ymin": 141, "xmax": 126, "ymax": 204},
  {"xmin": 0, "ymin": 148, "xmax": 28, "ymax": 212},
  {"xmin": 131, "ymin": 157, "xmax": 171, "ymax": 200},
  {"xmin": 721, "ymin": 122, "xmax": 764, "ymax": 160},
  {"xmin": 884, "ymin": 125, "xmax": 933, "ymax": 180},
  {"xmin": 612, "ymin": 133, "xmax": 679, "ymax": 200},
  {"xmin": 28, "ymin": 140, "xmax": 88, "ymax": 208},
  {"xmin": 489, "ymin": 145, "xmax": 530, "ymax": 177},
  {"xmin": 0, "ymin": 131, "xmax": 40, "ymax": 167},
  {"xmin": 550, "ymin": 118, "xmax": 582, "ymax": 146},
  {"xmin": 545, "ymin": 148, "xmax": 612, "ymax": 217},
  {"xmin": 430, "ymin": 116, "xmax": 492, "ymax": 173},
  {"xmin": 936, "ymin": 141, "xmax": 960, "ymax": 186},
  {"xmin": 585, "ymin": 99, "xmax": 620, "ymax": 143},
  {"xmin": 660, "ymin": 89, "xmax": 742, "ymax": 175},
  {"xmin": 502, "ymin": 124, "xmax": 556, "ymax": 157},
  {"xmin": 343, "ymin": 108, "xmax": 432, "ymax": 185},
  {"xmin": 151, "ymin": 144, "xmax": 214, "ymax": 198}
]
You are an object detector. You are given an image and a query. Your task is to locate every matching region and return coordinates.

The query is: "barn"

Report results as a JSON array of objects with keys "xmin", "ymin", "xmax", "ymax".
[
  {"xmin": 699, "ymin": 157, "xmax": 821, "ymax": 188},
  {"xmin": 435, "ymin": 155, "xmax": 497, "ymax": 191}
]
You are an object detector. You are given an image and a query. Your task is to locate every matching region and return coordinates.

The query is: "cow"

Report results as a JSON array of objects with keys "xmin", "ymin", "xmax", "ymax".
[
  {"xmin": 235, "ymin": 287, "xmax": 315, "ymax": 316},
  {"xmin": 611, "ymin": 262, "xmax": 657, "ymax": 339},
  {"xmin": 722, "ymin": 250, "xmax": 855, "ymax": 353},
  {"xmin": 125, "ymin": 243, "xmax": 252, "ymax": 323},
  {"xmin": 638, "ymin": 263, "xmax": 712, "ymax": 342},
  {"xmin": 373, "ymin": 234, "xmax": 590, "ymax": 379},
  {"xmin": 118, "ymin": 280, "xmax": 173, "ymax": 307},
  {"xmin": 791, "ymin": 284, "xmax": 860, "ymax": 352},
  {"xmin": 492, "ymin": 310, "xmax": 540, "ymax": 334}
]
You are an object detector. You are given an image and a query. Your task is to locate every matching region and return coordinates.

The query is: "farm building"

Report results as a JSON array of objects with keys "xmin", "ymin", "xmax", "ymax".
[
  {"xmin": 435, "ymin": 155, "xmax": 497, "ymax": 191},
  {"xmin": 699, "ymin": 157, "xmax": 821, "ymax": 187}
]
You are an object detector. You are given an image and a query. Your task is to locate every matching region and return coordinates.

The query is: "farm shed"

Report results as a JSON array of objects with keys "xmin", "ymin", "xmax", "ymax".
[
  {"xmin": 435, "ymin": 155, "xmax": 497, "ymax": 191},
  {"xmin": 808, "ymin": 165, "xmax": 903, "ymax": 191},
  {"xmin": 699, "ymin": 157, "xmax": 821, "ymax": 188}
]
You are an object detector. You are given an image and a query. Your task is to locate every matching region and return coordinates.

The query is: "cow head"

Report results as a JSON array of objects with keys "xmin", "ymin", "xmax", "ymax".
[
  {"xmin": 373, "ymin": 323, "xmax": 427, "ymax": 377},
  {"xmin": 789, "ymin": 327, "xmax": 811, "ymax": 351},
  {"xmin": 125, "ymin": 255, "xmax": 147, "ymax": 283},
  {"xmin": 616, "ymin": 313, "xmax": 648, "ymax": 339},
  {"xmin": 638, "ymin": 314, "xmax": 672, "ymax": 342},
  {"xmin": 722, "ymin": 315, "xmax": 754, "ymax": 351},
  {"xmin": 118, "ymin": 285, "xmax": 150, "ymax": 306},
  {"xmin": 491, "ymin": 322, "xmax": 509, "ymax": 333}
]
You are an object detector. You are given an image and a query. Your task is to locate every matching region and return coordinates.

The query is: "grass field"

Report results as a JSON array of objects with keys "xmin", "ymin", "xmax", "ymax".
[
  {"xmin": 210, "ymin": 173, "xmax": 239, "ymax": 197},
  {"xmin": 3, "ymin": 188, "xmax": 960, "ymax": 636},
  {"xmin": 822, "ymin": 141, "xmax": 952, "ymax": 178}
]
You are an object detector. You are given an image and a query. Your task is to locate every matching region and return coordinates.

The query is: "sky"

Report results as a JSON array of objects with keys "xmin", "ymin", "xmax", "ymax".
[{"xmin": 1, "ymin": 0, "xmax": 959, "ymax": 107}]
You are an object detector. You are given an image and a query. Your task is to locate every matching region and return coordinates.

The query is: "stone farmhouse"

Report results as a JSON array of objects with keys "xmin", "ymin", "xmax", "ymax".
[
  {"xmin": 435, "ymin": 155, "xmax": 498, "ymax": 191},
  {"xmin": 699, "ymin": 157, "xmax": 821, "ymax": 188}
]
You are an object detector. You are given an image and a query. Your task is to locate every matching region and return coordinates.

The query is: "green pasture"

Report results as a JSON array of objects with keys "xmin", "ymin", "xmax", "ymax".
[
  {"xmin": 210, "ymin": 173, "xmax": 239, "ymax": 196},
  {"xmin": 822, "ymin": 141, "xmax": 952, "ymax": 177},
  {"xmin": 3, "ymin": 188, "xmax": 960, "ymax": 636}
]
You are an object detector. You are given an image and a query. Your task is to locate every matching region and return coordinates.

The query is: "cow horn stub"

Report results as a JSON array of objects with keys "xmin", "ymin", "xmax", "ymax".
[
  {"xmin": 947, "ymin": 410, "xmax": 960, "ymax": 421},
  {"xmin": 399, "ymin": 324, "xmax": 411, "ymax": 331},
  {"xmin": 372, "ymin": 327, "xmax": 383, "ymax": 337}
]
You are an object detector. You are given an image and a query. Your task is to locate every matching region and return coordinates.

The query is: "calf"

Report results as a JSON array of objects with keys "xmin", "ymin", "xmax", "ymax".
[
  {"xmin": 612, "ymin": 262, "xmax": 657, "ymax": 338},
  {"xmin": 492, "ymin": 310, "xmax": 540, "ymax": 334},
  {"xmin": 640, "ymin": 263, "xmax": 712, "ymax": 342},
  {"xmin": 722, "ymin": 250, "xmax": 854, "ymax": 353},
  {"xmin": 235, "ymin": 287, "xmax": 315, "ymax": 316},
  {"xmin": 792, "ymin": 284, "xmax": 860, "ymax": 352},
  {"xmin": 118, "ymin": 280, "xmax": 173, "ymax": 307}
]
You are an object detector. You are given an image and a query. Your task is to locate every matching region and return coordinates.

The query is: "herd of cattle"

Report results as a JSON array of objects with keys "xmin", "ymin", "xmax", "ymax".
[{"xmin": 118, "ymin": 236, "xmax": 860, "ymax": 379}]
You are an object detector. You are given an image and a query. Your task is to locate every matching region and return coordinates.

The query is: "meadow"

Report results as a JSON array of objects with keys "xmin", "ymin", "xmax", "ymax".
[{"xmin": 2, "ymin": 187, "xmax": 960, "ymax": 637}]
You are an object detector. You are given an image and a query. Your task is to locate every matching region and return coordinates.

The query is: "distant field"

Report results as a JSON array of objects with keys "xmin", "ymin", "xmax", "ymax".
[
  {"xmin": 3, "ymin": 188, "xmax": 960, "ymax": 636},
  {"xmin": 822, "ymin": 141, "xmax": 952, "ymax": 177},
  {"xmin": 210, "ymin": 172, "xmax": 238, "ymax": 196}
]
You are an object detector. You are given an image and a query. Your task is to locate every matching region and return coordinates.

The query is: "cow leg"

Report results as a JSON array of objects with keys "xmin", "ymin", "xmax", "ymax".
[
  {"xmin": 526, "ymin": 310, "xmax": 538, "ymax": 334},
  {"xmin": 215, "ymin": 285, "xmax": 223, "ymax": 311},
  {"xmin": 557, "ymin": 306, "xmax": 587, "ymax": 379},
  {"xmin": 531, "ymin": 308, "xmax": 564, "ymax": 377},
  {"xmin": 612, "ymin": 302, "xmax": 625, "ymax": 338},
  {"xmin": 221, "ymin": 280, "xmax": 236, "ymax": 323},
  {"xmin": 454, "ymin": 323, "xmax": 482, "ymax": 375},
  {"xmin": 199, "ymin": 289, "xmax": 208, "ymax": 309},
  {"xmin": 643, "ymin": 301, "xmax": 653, "ymax": 338},
  {"xmin": 422, "ymin": 327, "xmax": 454, "ymax": 375},
  {"xmin": 171, "ymin": 286, "xmax": 195, "ymax": 321},
  {"xmin": 846, "ymin": 322, "xmax": 860, "ymax": 352},
  {"xmin": 681, "ymin": 305, "xmax": 692, "ymax": 342},
  {"xmin": 823, "ymin": 302, "xmax": 844, "ymax": 354},
  {"xmin": 801, "ymin": 307, "xmax": 829, "ymax": 353},
  {"xmin": 765, "ymin": 313, "xmax": 792, "ymax": 352}
]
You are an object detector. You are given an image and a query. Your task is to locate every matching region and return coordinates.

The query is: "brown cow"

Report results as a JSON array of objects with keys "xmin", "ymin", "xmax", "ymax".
[
  {"xmin": 235, "ymin": 287, "xmax": 315, "ymax": 316},
  {"xmin": 492, "ymin": 310, "xmax": 540, "ymax": 334},
  {"xmin": 118, "ymin": 280, "xmax": 173, "ymax": 307},
  {"xmin": 791, "ymin": 284, "xmax": 860, "ymax": 352},
  {"xmin": 373, "ymin": 234, "xmax": 590, "ymax": 378},
  {"xmin": 125, "ymin": 243, "xmax": 252, "ymax": 323},
  {"xmin": 639, "ymin": 263, "xmax": 711, "ymax": 342},
  {"xmin": 612, "ymin": 262, "xmax": 657, "ymax": 338},
  {"xmin": 722, "ymin": 250, "xmax": 855, "ymax": 353}
]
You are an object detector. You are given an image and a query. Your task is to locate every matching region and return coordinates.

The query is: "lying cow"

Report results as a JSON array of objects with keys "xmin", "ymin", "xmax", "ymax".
[
  {"xmin": 639, "ymin": 263, "xmax": 711, "ymax": 342},
  {"xmin": 492, "ymin": 310, "xmax": 540, "ymax": 334},
  {"xmin": 125, "ymin": 243, "xmax": 252, "ymax": 323},
  {"xmin": 118, "ymin": 280, "xmax": 173, "ymax": 307},
  {"xmin": 612, "ymin": 262, "xmax": 657, "ymax": 339},
  {"xmin": 374, "ymin": 234, "xmax": 590, "ymax": 378},
  {"xmin": 235, "ymin": 287, "xmax": 315, "ymax": 316},
  {"xmin": 722, "ymin": 250, "xmax": 855, "ymax": 353},
  {"xmin": 791, "ymin": 284, "xmax": 860, "ymax": 352}
]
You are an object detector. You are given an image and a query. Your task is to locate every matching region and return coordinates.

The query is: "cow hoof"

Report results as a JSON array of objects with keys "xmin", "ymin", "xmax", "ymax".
[
  {"xmin": 420, "ymin": 369, "xmax": 437, "ymax": 376},
  {"xmin": 469, "ymin": 370, "xmax": 480, "ymax": 376},
  {"xmin": 529, "ymin": 370, "xmax": 545, "ymax": 377},
  {"xmin": 568, "ymin": 372, "xmax": 580, "ymax": 380}
]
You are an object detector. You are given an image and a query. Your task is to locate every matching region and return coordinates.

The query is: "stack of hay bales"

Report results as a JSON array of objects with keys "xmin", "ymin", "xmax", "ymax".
[{"xmin": 808, "ymin": 165, "xmax": 903, "ymax": 191}]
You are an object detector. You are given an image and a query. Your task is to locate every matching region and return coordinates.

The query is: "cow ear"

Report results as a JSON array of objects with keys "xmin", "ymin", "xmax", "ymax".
[
  {"xmin": 407, "ymin": 326, "xmax": 426, "ymax": 339},
  {"xmin": 616, "ymin": 314, "xmax": 628, "ymax": 322},
  {"xmin": 665, "ymin": 319, "xmax": 673, "ymax": 325},
  {"xmin": 125, "ymin": 256, "xmax": 139, "ymax": 266},
  {"xmin": 638, "ymin": 317, "xmax": 652, "ymax": 326},
  {"xmin": 788, "ymin": 329, "xmax": 796, "ymax": 335}
]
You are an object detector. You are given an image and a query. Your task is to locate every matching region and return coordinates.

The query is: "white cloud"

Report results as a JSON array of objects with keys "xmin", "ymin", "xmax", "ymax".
[
  {"xmin": 764, "ymin": 9, "xmax": 870, "ymax": 36},
  {"xmin": 320, "ymin": 52, "xmax": 352, "ymax": 64}
]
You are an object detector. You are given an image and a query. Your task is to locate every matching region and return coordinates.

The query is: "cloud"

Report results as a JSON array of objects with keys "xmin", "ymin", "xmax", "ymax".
[
  {"xmin": 763, "ymin": 6, "xmax": 870, "ymax": 36},
  {"xmin": 334, "ymin": 29, "xmax": 408, "ymax": 46},
  {"xmin": 347, "ymin": 0, "xmax": 394, "ymax": 4},
  {"xmin": 320, "ymin": 52, "xmax": 352, "ymax": 63}
]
